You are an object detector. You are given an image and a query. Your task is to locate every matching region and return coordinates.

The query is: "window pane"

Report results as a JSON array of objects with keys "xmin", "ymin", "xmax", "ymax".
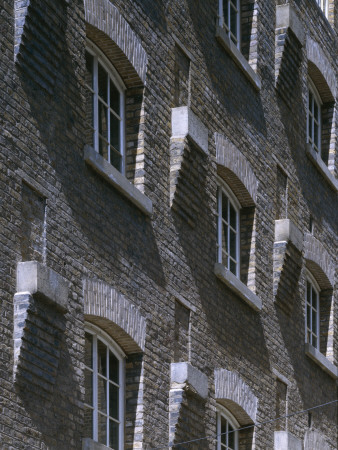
[
  {"xmin": 98, "ymin": 63, "xmax": 108, "ymax": 102},
  {"xmin": 312, "ymin": 309, "xmax": 317, "ymax": 335},
  {"xmin": 85, "ymin": 333, "xmax": 93, "ymax": 368},
  {"xmin": 97, "ymin": 340, "xmax": 107, "ymax": 376},
  {"xmin": 110, "ymin": 147, "xmax": 122, "ymax": 172},
  {"xmin": 98, "ymin": 102, "xmax": 108, "ymax": 139},
  {"xmin": 230, "ymin": 203, "xmax": 237, "ymax": 229},
  {"xmin": 109, "ymin": 383, "xmax": 119, "ymax": 420},
  {"xmin": 308, "ymin": 116, "xmax": 313, "ymax": 142},
  {"xmin": 99, "ymin": 138, "xmax": 109, "ymax": 161},
  {"xmin": 109, "ymin": 351, "xmax": 119, "ymax": 384},
  {"xmin": 314, "ymin": 101, "xmax": 319, "ymax": 121},
  {"xmin": 98, "ymin": 413, "xmax": 107, "ymax": 445},
  {"xmin": 222, "ymin": 223, "xmax": 228, "ymax": 255},
  {"xmin": 84, "ymin": 368, "xmax": 93, "ymax": 406},
  {"xmin": 222, "ymin": 194, "xmax": 228, "ymax": 222},
  {"xmin": 85, "ymin": 51, "xmax": 93, "ymax": 89},
  {"xmin": 230, "ymin": 259, "xmax": 237, "ymax": 275},
  {"xmin": 312, "ymin": 335, "xmax": 317, "ymax": 348},
  {"xmin": 98, "ymin": 376, "xmax": 107, "ymax": 414},
  {"xmin": 314, "ymin": 122, "xmax": 319, "ymax": 148},
  {"xmin": 110, "ymin": 79, "xmax": 120, "ymax": 115},
  {"xmin": 84, "ymin": 406, "xmax": 93, "ymax": 439},
  {"xmin": 230, "ymin": 4, "xmax": 238, "ymax": 41},
  {"xmin": 110, "ymin": 113, "xmax": 121, "ymax": 152},
  {"xmin": 306, "ymin": 282, "xmax": 311, "ymax": 304},
  {"xmin": 220, "ymin": 416, "xmax": 227, "ymax": 444},
  {"xmin": 230, "ymin": 229, "xmax": 237, "ymax": 260},
  {"xmin": 307, "ymin": 304, "xmax": 311, "ymax": 329},
  {"xmin": 109, "ymin": 420, "xmax": 119, "ymax": 450},
  {"xmin": 309, "ymin": 91, "xmax": 313, "ymax": 112},
  {"xmin": 228, "ymin": 422, "xmax": 235, "ymax": 449},
  {"xmin": 223, "ymin": 2, "xmax": 229, "ymax": 30}
]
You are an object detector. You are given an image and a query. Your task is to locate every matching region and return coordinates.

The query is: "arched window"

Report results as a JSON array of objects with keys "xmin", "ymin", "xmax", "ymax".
[
  {"xmin": 85, "ymin": 40, "xmax": 125, "ymax": 173},
  {"xmin": 307, "ymin": 79, "xmax": 322, "ymax": 155},
  {"xmin": 216, "ymin": 406, "xmax": 239, "ymax": 450},
  {"xmin": 305, "ymin": 272, "xmax": 320, "ymax": 350},
  {"xmin": 217, "ymin": 180, "xmax": 240, "ymax": 277},
  {"xmin": 84, "ymin": 324, "xmax": 125, "ymax": 449}
]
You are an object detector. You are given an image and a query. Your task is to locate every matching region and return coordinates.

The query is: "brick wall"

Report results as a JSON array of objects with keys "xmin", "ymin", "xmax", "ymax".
[{"xmin": 0, "ymin": 0, "xmax": 337, "ymax": 449}]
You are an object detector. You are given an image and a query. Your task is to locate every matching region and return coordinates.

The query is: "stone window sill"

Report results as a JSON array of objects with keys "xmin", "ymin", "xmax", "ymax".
[
  {"xmin": 215, "ymin": 25, "xmax": 261, "ymax": 91},
  {"xmin": 214, "ymin": 263, "xmax": 262, "ymax": 311},
  {"xmin": 306, "ymin": 144, "xmax": 338, "ymax": 192},
  {"xmin": 305, "ymin": 343, "xmax": 337, "ymax": 379},
  {"xmin": 84, "ymin": 145, "xmax": 153, "ymax": 216},
  {"xmin": 82, "ymin": 438, "xmax": 110, "ymax": 450}
]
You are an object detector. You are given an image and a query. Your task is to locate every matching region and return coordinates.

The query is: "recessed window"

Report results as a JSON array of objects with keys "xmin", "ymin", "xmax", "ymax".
[
  {"xmin": 84, "ymin": 325, "xmax": 125, "ymax": 449},
  {"xmin": 315, "ymin": 0, "xmax": 328, "ymax": 17},
  {"xmin": 305, "ymin": 274, "xmax": 320, "ymax": 350},
  {"xmin": 307, "ymin": 79, "xmax": 322, "ymax": 155},
  {"xmin": 219, "ymin": 0, "xmax": 240, "ymax": 48},
  {"xmin": 85, "ymin": 42, "xmax": 125, "ymax": 173},
  {"xmin": 217, "ymin": 182, "xmax": 240, "ymax": 277},
  {"xmin": 216, "ymin": 407, "xmax": 239, "ymax": 450}
]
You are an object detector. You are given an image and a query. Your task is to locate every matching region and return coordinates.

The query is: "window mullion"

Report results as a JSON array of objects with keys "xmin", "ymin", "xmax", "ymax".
[
  {"xmin": 107, "ymin": 76, "xmax": 111, "ymax": 165},
  {"xmin": 106, "ymin": 346, "xmax": 110, "ymax": 447},
  {"xmin": 93, "ymin": 335, "xmax": 98, "ymax": 441},
  {"xmin": 93, "ymin": 56, "xmax": 99, "ymax": 153},
  {"xmin": 218, "ymin": 188, "xmax": 222, "ymax": 264}
]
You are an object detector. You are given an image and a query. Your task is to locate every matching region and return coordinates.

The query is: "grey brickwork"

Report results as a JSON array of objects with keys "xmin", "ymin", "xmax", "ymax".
[{"xmin": 0, "ymin": 0, "xmax": 337, "ymax": 450}]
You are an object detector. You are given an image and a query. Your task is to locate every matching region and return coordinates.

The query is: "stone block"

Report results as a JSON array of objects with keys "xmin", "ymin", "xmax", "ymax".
[{"xmin": 16, "ymin": 261, "xmax": 69, "ymax": 312}]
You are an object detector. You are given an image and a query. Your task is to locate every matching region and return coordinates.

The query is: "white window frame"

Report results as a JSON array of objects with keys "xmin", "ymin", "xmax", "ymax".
[
  {"xmin": 219, "ymin": 0, "xmax": 241, "ymax": 49},
  {"xmin": 84, "ymin": 323, "xmax": 125, "ymax": 449},
  {"xmin": 85, "ymin": 39, "xmax": 126, "ymax": 174},
  {"xmin": 216, "ymin": 405, "xmax": 239, "ymax": 450},
  {"xmin": 305, "ymin": 272, "xmax": 320, "ymax": 351},
  {"xmin": 307, "ymin": 78, "xmax": 322, "ymax": 156},
  {"xmin": 315, "ymin": 0, "xmax": 329, "ymax": 17},
  {"xmin": 217, "ymin": 179, "xmax": 241, "ymax": 278}
]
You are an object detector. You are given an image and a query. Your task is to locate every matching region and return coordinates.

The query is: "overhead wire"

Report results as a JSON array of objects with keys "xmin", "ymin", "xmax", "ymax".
[{"xmin": 147, "ymin": 399, "xmax": 338, "ymax": 450}]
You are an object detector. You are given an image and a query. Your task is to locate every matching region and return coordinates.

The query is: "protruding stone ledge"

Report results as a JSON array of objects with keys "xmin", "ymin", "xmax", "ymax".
[
  {"xmin": 214, "ymin": 263, "xmax": 262, "ymax": 311},
  {"xmin": 17, "ymin": 261, "xmax": 69, "ymax": 312},
  {"xmin": 274, "ymin": 431, "xmax": 302, "ymax": 450},
  {"xmin": 171, "ymin": 107, "xmax": 208, "ymax": 155},
  {"xmin": 275, "ymin": 219, "xmax": 303, "ymax": 252},
  {"xmin": 306, "ymin": 144, "xmax": 338, "ymax": 192},
  {"xmin": 305, "ymin": 343, "xmax": 337, "ymax": 379},
  {"xmin": 84, "ymin": 145, "xmax": 153, "ymax": 216},
  {"xmin": 82, "ymin": 438, "xmax": 110, "ymax": 450},
  {"xmin": 171, "ymin": 362, "xmax": 208, "ymax": 399},
  {"xmin": 276, "ymin": 5, "xmax": 305, "ymax": 45},
  {"xmin": 215, "ymin": 26, "xmax": 261, "ymax": 91}
]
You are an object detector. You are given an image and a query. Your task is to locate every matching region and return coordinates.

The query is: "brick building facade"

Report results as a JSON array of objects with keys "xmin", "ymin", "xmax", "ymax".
[{"xmin": 0, "ymin": 0, "xmax": 337, "ymax": 449}]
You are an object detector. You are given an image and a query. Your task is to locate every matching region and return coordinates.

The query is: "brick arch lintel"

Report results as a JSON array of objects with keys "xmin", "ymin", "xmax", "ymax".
[
  {"xmin": 304, "ymin": 233, "xmax": 335, "ymax": 289},
  {"xmin": 306, "ymin": 37, "xmax": 336, "ymax": 101},
  {"xmin": 215, "ymin": 133, "xmax": 257, "ymax": 207},
  {"xmin": 83, "ymin": 278, "xmax": 146, "ymax": 354},
  {"xmin": 84, "ymin": 0, "xmax": 147, "ymax": 84},
  {"xmin": 215, "ymin": 369, "xmax": 258, "ymax": 425}
]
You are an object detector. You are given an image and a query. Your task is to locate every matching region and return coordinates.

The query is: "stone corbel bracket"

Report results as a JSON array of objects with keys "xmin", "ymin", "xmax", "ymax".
[
  {"xmin": 170, "ymin": 107, "xmax": 209, "ymax": 223},
  {"xmin": 275, "ymin": 5, "xmax": 304, "ymax": 89},
  {"xmin": 169, "ymin": 362, "xmax": 208, "ymax": 445},
  {"xmin": 14, "ymin": 261, "xmax": 69, "ymax": 383},
  {"xmin": 273, "ymin": 220, "xmax": 303, "ymax": 312}
]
